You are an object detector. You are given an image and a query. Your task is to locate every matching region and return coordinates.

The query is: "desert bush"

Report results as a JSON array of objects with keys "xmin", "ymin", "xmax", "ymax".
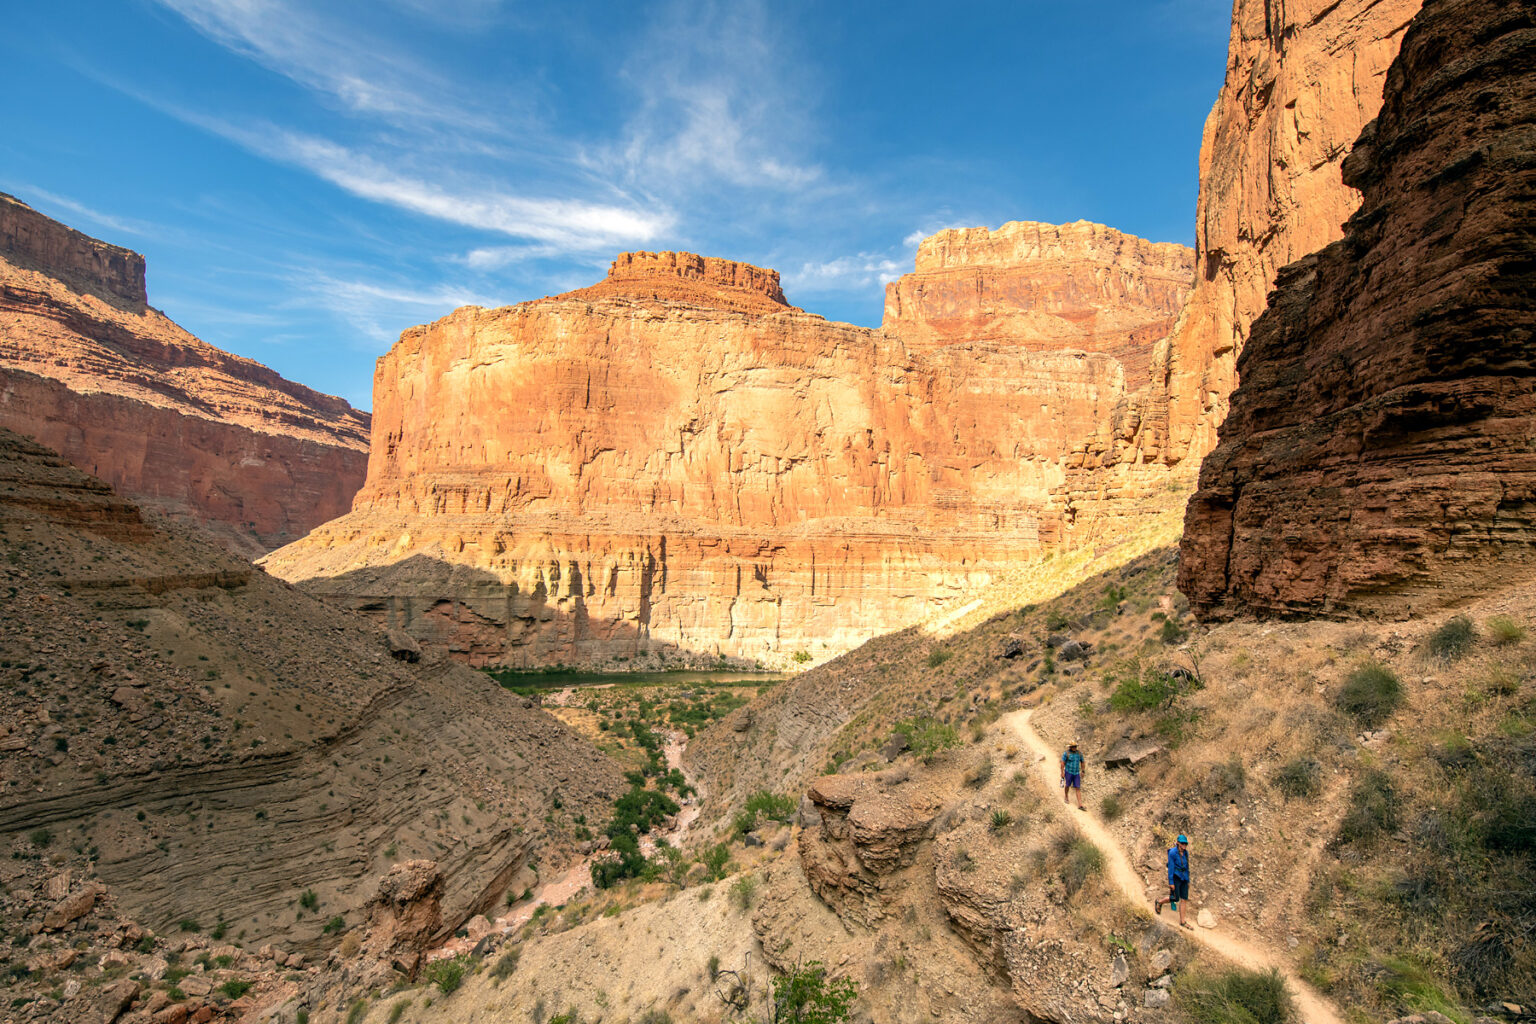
[
  {"xmin": 345, "ymin": 1000, "xmax": 367, "ymax": 1024},
  {"xmin": 1272, "ymin": 757, "xmax": 1321, "ymax": 799},
  {"xmin": 1062, "ymin": 839, "xmax": 1103, "ymax": 896},
  {"xmin": 700, "ymin": 843, "xmax": 731, "ymax": 882},
  {"xmin": 1099, "ymin": 794, "xmax": 1123, "ymax": 821},
  {"xmin": 1486, "ymin": 615, "xmax": 1526, "ymax": 646},
  {"xmin": 729, "ymin": 874, "xmax": 758, "ymax": 911},
  {"xmin": 767, "ymin": 961, "xmax": 858, "ymax": 1024},
  {"xmin": 707, "ymin": 954, "xmax": 721, "ymax": 981},
  {"xmin": 27, "ymin": 828, "xmax": 51, "ymax": 848},
  {"xmin": 792, "ymin": 650, "xmax": 812, "ymax": 664},
  {"xmin": 491, "ymin": 948, "xmax": 520, "ymax": 984},
  {"xmin": 1160, "ymin": 618, "xmax": 1188, "ymax": 645},
  {"xmin": 1336, "ymin": 662, "xmax": 1403, "ymax": 728},
  {"xmin": 733, "ymin": 790, "xmax": 796, "ymax": 836},
  {"xmin": 1176, "ymin": 967, "xmax": 1292, "ymax": 1024},
  {"xmin": 636, "ymin": 1011, "xmax": 673, "ymax": 1024},
  {"xmin": 1427, "ymin": 616, "xmax": 1476, "ymax": 661},
  {"xmin": 894, "ymin": 717, "xmax": 960, "ymax": 764},
  {"xmin": 299, "ymin": 888, "xmax": 319, "ymax": 911},
  {"xmin": 1336, "ymin": 769, "xmax": 1399, "ymax": 845},
  {"xmin": 1202, "ymin": 757, "xmax": 1247, "ymax": 803},
  {"xmin": 220, "ymin": 980, "xmax": 252, "ymax": 999},
  {"xmin": 424, "ymin": 955, "xmax": 472, "ymax": 995},
  {"xmin": 323, "ymin": 915, "xmax": 345, "ymax": 935},
  {"xmin": 963, "ymin": 754, "xmax": 994, "ymax": 788},
  {"xmin": 388, "ymin": 1000, "xmax": 411, "ymax": 1024},
  {"xmin": 989, "ymin": 809, "xmax": 1013, "ymax": 832},
  {"xmin": 927, "ymin": 648, "xmax": 953, "ymax": 668}
]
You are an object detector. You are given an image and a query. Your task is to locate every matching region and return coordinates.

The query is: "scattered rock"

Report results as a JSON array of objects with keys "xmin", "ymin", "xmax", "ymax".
[
  {"xmin": 1110, "ymin": 952, "xmax": 1129, "ymax": 988},
  {"xmin": 1148, "ymin": 948, "xmax": 1173, "ymax": 979},
  {"xmin": 43, "ymin": 885, "xmax": 101, "ymax": 930},
  {"xmin": 1197, "ymin": 909, "xmax": 1217, "ymax": 929},
  {"xmin": 1143, "ymin": 988, "xmax": 1170, "ymax": 1008},
  {"xmin": 386, "ymin": 628, "xmax": 422, "ymax": 663}
]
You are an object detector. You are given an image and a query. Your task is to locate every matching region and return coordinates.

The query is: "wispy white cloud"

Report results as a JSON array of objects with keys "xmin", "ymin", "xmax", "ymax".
[
  {"xmin": 153, "ymin": 0, "xmax": 501, "ymax": 132},
  {"xmin": 785, "ymin": 253, "xmax": 904, "ymax": 294},
  {"xmin": 603, "ymin": 0, "xmax": 822, "ymax": 193},
  {"xmin": 295, "ymin": 273, "xmax": 503, "ymax": 344},
  {"xmin": 10, "ymin": 185, "xmax": 152, "ymax": 239}
]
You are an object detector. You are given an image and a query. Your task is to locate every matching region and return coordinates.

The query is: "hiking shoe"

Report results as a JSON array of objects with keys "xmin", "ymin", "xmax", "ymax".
[{"xmin": 1153, "ymin": 899, "xmax": 1162, "ymax": 916}]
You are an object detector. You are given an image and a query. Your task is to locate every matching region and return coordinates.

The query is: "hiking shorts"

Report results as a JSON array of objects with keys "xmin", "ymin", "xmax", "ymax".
[
  {"xmin": 1168, "ymin": 879, "xmax": 1189, "ymax": 903},
  {"xmin": 1064, "ymin": 772, "xmax": 1082, "ymax": 789}
]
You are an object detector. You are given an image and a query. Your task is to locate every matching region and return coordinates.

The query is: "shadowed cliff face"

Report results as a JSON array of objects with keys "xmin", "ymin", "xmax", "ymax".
[
  {"xmin": 0, "ymin": 193, "xmax": 371, "ymax": 556},
  {"xmin": 262, "ymin": 232, "xmax": 1197, "ymax": 669},
  {"xmin": 1179, "ymin": 0, "xmax": 1536, "ymax": 618}
]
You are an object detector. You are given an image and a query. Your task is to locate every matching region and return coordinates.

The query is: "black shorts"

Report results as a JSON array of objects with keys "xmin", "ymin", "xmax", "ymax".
[{"xmin": 1168, "ymin": 879, "xmax": 1189, "ymax": 902}]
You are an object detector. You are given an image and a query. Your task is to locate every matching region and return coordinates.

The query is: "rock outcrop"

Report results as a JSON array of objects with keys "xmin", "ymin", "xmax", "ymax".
[
  {"xmin": 1179, "ymin": 0, "xmax": 1536, "ymax": 617},
  {"xmin": 1115, "ymin": 0, "xmax": 1423, "ymax": 468},
  {"xmin": 0, "ymin": 192, "xmax": 370, "ymax": 555},
  {"xmin": 0, "ymin": 425, "xmax": 621, "ymax": 952},
  {"xmin": 262, "ymin": 233, "xmax": 1195, "ymax": 667}
]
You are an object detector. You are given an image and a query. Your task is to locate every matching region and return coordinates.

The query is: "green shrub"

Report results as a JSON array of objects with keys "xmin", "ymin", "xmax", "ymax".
[
  {"xmin": 700, "ymin": 843, "xmax": 731, "ymax": 882},
  {"xmin": 1176, "ymin": 968, "xmax": 1293, "ymax": 1024},
  {"xmin": 1427, "ymin": 616, "xmax": 1476, "ymax": 661},
  {"xmin": 423, "ymin": 955, "xmax": 472, "ymax": 995},
  {"xmin": 219, "ymin": 979, "xmax": 252, "ymax": 999},
  {"xmin": 1062, "ymin": 839, "xmax": 1103, "ymax": 896},
  {"xmin": 1486, "ymin": 615, "xmax": 1526, "ymax": 646},
  {"xmin": 1336, "ymin": 769, "xmax": 1399, "ymax": 845},
  {"xmin": 989, "ymin": 809, "xmax": 1013, "ymax": 832},
  {"xmin": 27, "ymin": 828, "xmax": 52, "ymax": 848},
  {"xmin": 297, "ymin": 1012, "xmax": 310, "ymax": 1024},
  {"xmin": 1160, "ymin": 618, "xmax": 1187, "ymax": 645},
  {"xmin": 707, "ymin": 954, "xmax": 721, "ymax": 981},
  {"xmin": 1099, "ymin": 794, "xmax": 1123, "ymax": 821},
  {"xmin": 893, "ymin": 717, "xmax": 960, "ymax": 764},
  {"xmin": 177, "ymin": 919, "xmax": 200, "ymax": 933},
  {"xmin": 345, "ymin": 999, "xmax": 368, "ymax": 1024},
  {"xmin": 768, "ymin": 961, "xmax": 858, "ymax": 1024},
  {"xmin": 388, "ymin": 999, "xmax": 411, "ymax": 1023},
  {"xmin": 729, "ymin": 874, "xmax": 758, "ymax": 911},
  {"xmin": 926, "ymin": 649, "xmax": 953, "ymax": 668},
  {"xmin": 1272, "ymin": 757, "xmax": 1321, "ymax": 799},
  {"xmin": 792, "ymin": 650, "xmax": 813, "ymax": 664},
  {"xmin": 299, "ymin": 889, "xmax": 319, "ymax": 911},
  {"xmin": 322, "ymin": 916, "xmax": 345, "ymax": 935},
  {"xmin": 1109, "ymin": 664, "xmax": 1196, "ymax": 713},
  {"xmin": 732, "ymin": 790, "xmax": 796, "ymax": 836},
  {"xmin": 1337, "ymin": 662, "xmax": 1403, "ymax": 728},
  {"xmin": 1203, "ymin": 757, "xmax": 1246, "ymax": 803}
]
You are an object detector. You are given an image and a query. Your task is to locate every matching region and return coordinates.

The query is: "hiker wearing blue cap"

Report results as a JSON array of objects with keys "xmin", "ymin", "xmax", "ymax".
[{"xmin": 1153, "ymin": 834, "xmax": 1192, "ymax": 928}]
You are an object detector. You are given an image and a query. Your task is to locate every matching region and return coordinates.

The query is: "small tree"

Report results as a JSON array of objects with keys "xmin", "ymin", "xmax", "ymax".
[{"xmin": 766, "ymin": 962, "xmax": 857, "ymax": 1024}]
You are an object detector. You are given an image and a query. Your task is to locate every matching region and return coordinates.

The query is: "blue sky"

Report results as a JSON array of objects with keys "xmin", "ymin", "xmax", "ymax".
[{"xmin": 1, "ymin": 0, "xmax": 1232, "ymax": 411}]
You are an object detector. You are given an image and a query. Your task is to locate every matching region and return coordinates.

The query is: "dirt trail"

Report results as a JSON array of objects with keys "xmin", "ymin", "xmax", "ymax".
[{"xmin": 1005, "ymin": 709, "xmax": 1344, "ymax": 1024}]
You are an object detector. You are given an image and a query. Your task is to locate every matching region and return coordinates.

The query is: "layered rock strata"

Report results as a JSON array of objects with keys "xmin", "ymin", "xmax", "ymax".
[
  {"xmin": 0, "ymin": 425, "xmax": 620, "ymax": 950},
  {"xmin": 1108, "ymin": 0, "xmax": 1423, "ymax": 469},
  {"xmin": 1179, "ymin": 0, "xmax": 1536, "ymax": 617},
  {"xmin": 263, "ymin": 233, "xmax": 1194, "ymax": 667},
  {"xmin": 0, "ymin": 192, "xmax": 370, "ymax": 555}
]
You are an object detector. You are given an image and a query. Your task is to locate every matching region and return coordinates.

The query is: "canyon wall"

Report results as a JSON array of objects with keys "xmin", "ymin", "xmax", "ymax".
[
  {"xmin": 1123, "ymin": 0, "xmax": 1423, "ymax": 468},
  {"xmin": 0, "ymin": 192, "xmax": 370, "ymax": 555},
  {"xmin": 262, "ymin": 229, "xmax": 1195, "ymax": 668},
  {"xmin": 1179, "ymin": 0, "xmax": 1536, "ymax": 617}
]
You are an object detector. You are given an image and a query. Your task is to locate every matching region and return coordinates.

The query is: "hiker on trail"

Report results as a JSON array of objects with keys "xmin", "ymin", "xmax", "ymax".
[
  {"xmin": 1060, "ymin": 740, "xmax": 1085, "ymax": 811},
  {"xmin": 1154, "ymin": 834, "xmax": 1192, "ymax": 928}
]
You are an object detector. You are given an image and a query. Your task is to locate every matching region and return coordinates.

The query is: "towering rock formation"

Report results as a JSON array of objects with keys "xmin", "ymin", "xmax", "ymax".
[
  {"xmin": 1179, "ymin": 0, "xmax": 1536, "ymax": 617},
  {"xmin": 1124, "ymin": 0, "xmax": 1423, "ymax": 466},
  {"xmin": 0, "ymin": 193, "xmax": 370, "ymax": 555},
  {"xmin": 263, "ymin": 230, "xmax": 1195, "ymax": 667}
]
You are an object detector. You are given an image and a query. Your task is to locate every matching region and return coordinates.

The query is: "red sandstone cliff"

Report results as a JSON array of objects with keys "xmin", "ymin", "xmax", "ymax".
[
  {"xmin": 1121, "ymin": 0, "xmax": 1423, "ymax": 468},
  {"xmin": 262, "ymin": 233, "xmax": 1193, "ymax": 667},
  {"xmin": 1178, "ymin": 0, "xmax": 1536, "ymax": 617},
  {"xmin": 0, "ymin": 193, "xmax": 371, "ymax": 555}
]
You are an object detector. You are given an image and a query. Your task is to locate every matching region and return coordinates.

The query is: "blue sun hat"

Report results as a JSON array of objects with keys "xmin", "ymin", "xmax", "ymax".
[{"xmin": 1177, "ymin": 834, "xmax": 1188, "ymax": 844}]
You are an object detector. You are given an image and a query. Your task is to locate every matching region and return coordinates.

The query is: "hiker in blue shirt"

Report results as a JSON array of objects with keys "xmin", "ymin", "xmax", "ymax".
[
  {"xmin": 1154, "ymin": 834, "xmax": 1193, "ymax": 929},
  {"xmin": 1060, "ymin": 740, "xmax": 1085, "ymax": 811}
]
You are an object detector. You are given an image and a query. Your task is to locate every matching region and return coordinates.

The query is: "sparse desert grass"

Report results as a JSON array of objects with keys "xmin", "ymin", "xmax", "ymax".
[
  {"xmin": 1272, "ymin": 756, "xmax": 1321, "ymax": 799},
  {"xmin": 1427, "ymin": 616, "xmax": 1477, "ymax": 661},
  {"xmin": 1099, "ymin": 793, "xmax": 1123, "ymax": 820},
  {"xmin": 1337, "ymin": 661, "xmax": 1403, "ymax": 728},
  {"xmin": 1062, "ymin": 838, "xmax": 1103, "ymax": 897},
  {"xmin": 1486, "ymin": 615, "xmax": 1526, "ymax": 646},
  {"xmin": 1176, "ymin": 968, "xmax": 1292, "ymax": 1024}
]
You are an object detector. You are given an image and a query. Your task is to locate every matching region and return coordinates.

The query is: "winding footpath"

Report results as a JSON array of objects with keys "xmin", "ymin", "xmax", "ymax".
[{"xmin": 1004, "ymin": 709, "xmax": 1345, "ymax": 1024}]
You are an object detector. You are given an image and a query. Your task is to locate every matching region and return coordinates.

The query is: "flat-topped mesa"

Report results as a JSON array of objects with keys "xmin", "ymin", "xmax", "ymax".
[
  {"xmin": 558, "ymin": 250, "xmax": 795, "ymax": 315},
  {"xmin": 1, "ymin": 192, "xmax": 146, "ymax": 306},
  {"xmin": 882, "ymin": 220, "xmax": 1194, "ymax": 380}
]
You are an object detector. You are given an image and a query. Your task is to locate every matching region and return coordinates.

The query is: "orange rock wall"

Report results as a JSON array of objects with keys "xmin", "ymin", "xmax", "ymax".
[
  {"xmin": 0, "ymin": 194, "xmax": 370, "ymax": 554},
  {"xmin": 1130, "ymin": 0, "xmax": 1423, "ymax": 466},
  {"xmin": 264, "ymin": 234, "xmax": 1195, "ymax": 667}
]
